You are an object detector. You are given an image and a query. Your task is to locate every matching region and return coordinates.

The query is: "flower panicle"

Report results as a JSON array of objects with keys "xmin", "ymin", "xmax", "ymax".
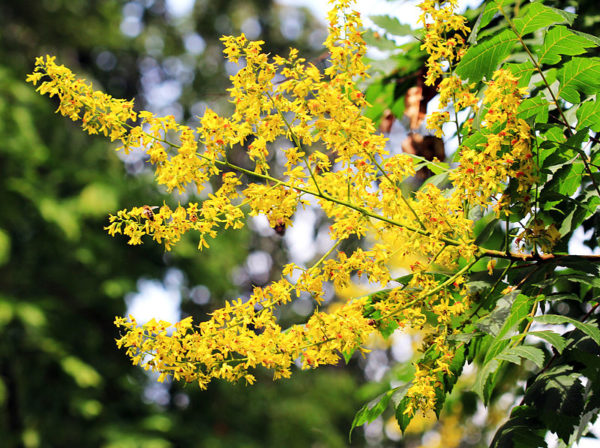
[{"xmin": 29, "ymin": 0, "xmax": 537, "ymax": 419}]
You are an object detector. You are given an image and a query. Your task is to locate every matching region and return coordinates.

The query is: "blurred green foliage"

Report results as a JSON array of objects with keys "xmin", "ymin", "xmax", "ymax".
[{"xmin": 0, "ymin": 1, "xmax": 365, "ymax": 446}]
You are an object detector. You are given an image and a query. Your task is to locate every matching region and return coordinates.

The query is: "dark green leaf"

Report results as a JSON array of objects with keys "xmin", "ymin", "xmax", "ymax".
[
  {"xmin": 474, "ymin": 220, "xmax": 499, "ymax": 246},
  {"xmin": 350, "ymin": 384, "xmax": 410, "ymax": 437},
  {"xmin": 395, "ymin": 396, "xmax": 414, "ymax": 433},
  {"xmin": 497, "ymin": 345, "xmax": 545, "ymax": 368},
  {"xmin": 527, "ymin": 330, "xmax": 567, "ymax": 353},
  {"xmin": 533, "ymin": 315, "xmax": 600, "ymax": 346},
  {"xmin": 524, "ymin": 365, "xmax": 585, "ymax": 442},
  {"xmin": 491, "ymin": 416, "xmax": 548, "ymax": 448}
]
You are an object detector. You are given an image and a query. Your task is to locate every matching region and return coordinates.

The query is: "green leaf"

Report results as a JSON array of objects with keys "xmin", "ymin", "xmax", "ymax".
[
  {"xmin": 496, "ymin": 294, "xmax": 534, "ymax": 341},
  {"xmin": 477, "ymin": 343, "xmax": 545, "ymax": 404},
  {"xmin": 506, "ymin": 61, "xmax": 535, "ymax": 88},
  {"xmin": 557, "ymin": 57, "xmax": 600, "ymax": 103},
  {"xmin": 558, "ymin": 202, "xmax": 589, "ymax": 236},
  {"xmin": 419, "ymin": 172, "xmax": 449, "ymax": 190},
  {"xmin": 456, "ymin": 29, "xmax": 518, "ymax": 82},
  {"xmin": 572, "ymin": 29, "xmax": 600, "ymax": 47},
  {"xmin": 405, "ymin": 154, "xmax": 449, "ymax": 175},
  {"xmin": 495, "ymin": 348, "xmax": 521, "ymax": 365},
  {"xmin": 540, "ymin": 160, "xmax": 585, "ymax": 200},
  {"xmin": 363, "ymin": 29, "xmax": 398, "ymax": 51},
  {"xmin": 468, "ymin": 0, "xmax": 514, "ymax": 43},
  {"xmin": 350, "ymin": 384, "xmax": 410, "ymax": 438},
  {"xmin": 518, "ymin": 95, "xmax": 549, "ymax": 122},
  {"xmin": 395, "ymin": 396, "xmax": 413, "ymax": 433},
  {"xmin": 393, "ymin": 362, "xmax": 416, "ymax": 383},
  {"xmin": 476, "ymin": 291, "xmax": 520, "ymax": 337},
  {"xmin": 533, "ymin": 315, "xmax": 600, "ymax": 346},
  {"xmin": 527, "ymin": 330, "xmax": 567, "ymax": 354},
  {"xmin": 556, "ymin": 270, "xmax": 600, "ymax": 288},
  {"xmin": 369, "ymin": 15, "xmax": 412, "ymax": 37},
  {"xmin": 468, "ymin": 5, "xmax": 496, "ymax": 45},
  {"xmin": 484, "ymin": 294, "xmax": 534, "ymax": 364},
  {"xmin": 378, "ymin": 318, "xmax": 399, "ymax": 340},
  {"xmin": 544, "ymin": 292, "xmax": 580, "ymax": 302},
  {"xmin": 513, "ymin": 2, "xmax": 571, "ymax": 37},
  {"xmin": 497, "ymin": 345, "xmax": 545, "ymax": 368},
  {"xmin": 343, "ymin": 346, "xmax": 358, "ymax": 364},
  {"xmin": 474, "ymin": 358, "xmax": 500, "ymax": 403},
  {"xmin": 539, "ymin": 26, "xmax": 596, "ymax": 65},
  {"xmin": 476, "ymin": 293, "xmax": 512, "ymax": 335},
  {"xmin": 460, "ymin": 131, "xmax": 487, "ymax": 156},
  {"xmin": 474, "ymin": 216, "xmax": 499, "ymax": 246},
  {"xmin": 576, "ymin": 98, "xmax": 600, "ymax": 132},
  {"xmin": 442, "ymin": 344, "xmax": 467, "ymax": 393}
]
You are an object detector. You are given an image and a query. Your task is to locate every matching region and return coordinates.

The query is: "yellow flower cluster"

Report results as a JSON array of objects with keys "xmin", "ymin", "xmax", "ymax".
[
  {"xmin": 105, "ymin": 172, "xmax": 244, "ymax": 250},
  {"xmin": 450, "ymin": 69, "xmax": 534, "ymax": 214},
  {"xmin": 427, "ymin": 75, "xmax": 478, "ymax": 137},
  {"xmin": 115, "ymin": 286, "xmax": 372, "ymax": 388},
  {"xmin": 28, "ymin": 0, "xmax": 541, "ymax": 419},
  {"xmin": 367, "ymin": 265, "xmax": 471, "ymax": 417},
  {"xmin": 417, "ymin": 0, "xmax": 470, "ymax": 86},
  {"xmin": 26, "ymin": 56, "xmax": 135, "ymax": 141},
  {"xmin": 516, "ymin": 220, "xmax": 562, "ymax": 253},
  {"xmin": 417, "ymin": 1, "xmax": 475, "ymax": 138},
  {"xmin": 406, "ymin": 0, "xmax": 534, "ymax": 416}
]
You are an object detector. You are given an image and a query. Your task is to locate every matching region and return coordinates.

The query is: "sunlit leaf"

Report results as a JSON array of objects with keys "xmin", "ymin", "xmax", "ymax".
[
  {"xmin": 539, "ymin": 26, "xmax": 596, "ymax": 65},
  {"xmin": 576, "ymin": 98, "xmax": 600, "ymax": 132},
  {"xmin": 456, "ymin": 29, "xmax": 518, "ymax": 82},
  {"xmin": 557, "ymin": 57, "xmax": 600, "ymax": 103},
  {"xmin": 513, "ymin": 2, "xmax": 572, "ymax": 36}
]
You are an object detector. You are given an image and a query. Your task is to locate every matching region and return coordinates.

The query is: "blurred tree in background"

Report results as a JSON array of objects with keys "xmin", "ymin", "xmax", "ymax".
[{"xmin": 0, "ymin": 1, "xmax": 365, "ymax": 446}]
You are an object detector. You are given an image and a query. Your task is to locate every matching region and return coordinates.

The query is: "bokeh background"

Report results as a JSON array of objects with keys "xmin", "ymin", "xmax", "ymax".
[
  {"xmin": 3, "ymin": 0, "xmax": 600, "ymax": 447},
  {"xmin": 0, "ymin": 1, "xmax": 364, "ymax": 446}
]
